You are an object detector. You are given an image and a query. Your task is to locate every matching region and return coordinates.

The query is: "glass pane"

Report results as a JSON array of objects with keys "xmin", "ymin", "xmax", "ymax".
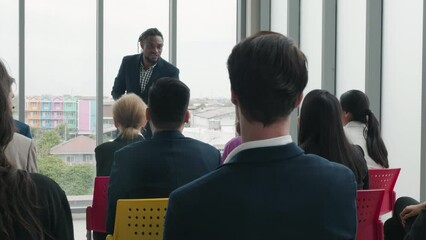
[
  {"xmin": 26, "ymin": 1, "xmax": 96, "ymax": 238},
  {"xmin": 177, "ymin": 0, "xmax": 237, "ymax": 149},
  {"xmin": 271, "ymin": 0, "xmax": 288, "ymax": 35},
  {"xmin": 300, "ymin": 0, "xmax": 322, "ymax": 95},
  {"xmin": 335, "ymin": 0, "xmax": 367, "ymax": 97},
  {"xmin": 382, "ymin": 0, "xmax": 423, "ymax": 200},
  {"xmin": 0, "ymin": 0, "xmax": 19, "ymax": 118}
]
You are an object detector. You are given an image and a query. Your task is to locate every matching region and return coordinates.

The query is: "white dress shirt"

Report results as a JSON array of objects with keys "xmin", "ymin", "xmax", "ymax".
[
  {"xmin": 223, "ymin": 135, "xmax": 293, "ymax": 164},
  {"xmin": 344, "ymin": 121, "xmax": 384, "ymax": 169}
]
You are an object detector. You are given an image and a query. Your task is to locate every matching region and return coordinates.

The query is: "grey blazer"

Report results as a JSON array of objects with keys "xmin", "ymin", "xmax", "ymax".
[{"xmin": 5, "ymin": 133, "xmax": 38, "ymax": 172}]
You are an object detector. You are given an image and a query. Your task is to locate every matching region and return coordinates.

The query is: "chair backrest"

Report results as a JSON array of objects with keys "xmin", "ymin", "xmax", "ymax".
[
  {"xmin": 368, "ymin": 168, "xmax": 401, "ymax": 215},
  {"xmin": 112, "ymin": 198, "xmax": 168, "ymax": 240},
  {"xmin": 87, "ymin": 176, "xmax": 110, "ymax": 232},
  {"xmin": 356, "ymin": 189, "xmax": 385, "ymax": 240}
]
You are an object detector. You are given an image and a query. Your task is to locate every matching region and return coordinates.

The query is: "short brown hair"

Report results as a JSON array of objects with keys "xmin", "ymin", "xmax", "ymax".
[{"xmin": 227, "ymin": 31, "xmax": 308, "ymax": 126}]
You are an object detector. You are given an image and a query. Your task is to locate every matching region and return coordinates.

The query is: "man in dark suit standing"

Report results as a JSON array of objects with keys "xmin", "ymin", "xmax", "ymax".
[
  {"xmin": 106, "ymin": 77, "xmax": 220, "ymax": 234},
  {"xmin": 163, "ymin": 32, "xmax": 358, "ymax": 240},
  {"xmin": 111, "ymin": 28, "xmax": 179, "ymax": 138}
]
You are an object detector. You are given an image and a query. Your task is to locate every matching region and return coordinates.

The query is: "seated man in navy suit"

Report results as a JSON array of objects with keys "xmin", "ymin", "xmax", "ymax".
[
  {"xmin": 106, "ymin": 77, "xmax": 221, "ymax": 234},
  {"xmin": 164, "ymin": 32, "xmax": 358, "ymax": 240}
]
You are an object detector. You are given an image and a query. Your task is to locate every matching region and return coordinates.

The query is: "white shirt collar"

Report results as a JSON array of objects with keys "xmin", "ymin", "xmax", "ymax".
[{"xmin": 223, "ymin": 135, "xmax": 293, "ymax": 164}]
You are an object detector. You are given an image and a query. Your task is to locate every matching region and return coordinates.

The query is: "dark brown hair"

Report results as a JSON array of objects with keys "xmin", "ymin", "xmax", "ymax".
[
  {"xmin": 0, "ymin": 59, "xmax": 44, "ymax": 240},
  {"xmin": 227, "ymin": 31, "xmax": 308, "ymax": 126}
]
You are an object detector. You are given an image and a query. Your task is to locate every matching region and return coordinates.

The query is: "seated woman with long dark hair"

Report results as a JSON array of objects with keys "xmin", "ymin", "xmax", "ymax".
[
  {"xmin": 340, "ymin": 89, "xmax": 389, "ymax": 168},
  {"xmin": 298, "ymin": 89, "xmax": 369, "ymax": 190},
  {"xmin": 0, "ymin": 59, "xmax": 74, "ymax": 240}
]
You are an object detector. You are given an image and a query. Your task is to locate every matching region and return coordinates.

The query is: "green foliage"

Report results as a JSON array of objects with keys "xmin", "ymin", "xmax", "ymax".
[
  {"xmin": 35, "ymin": 130, "xmax": 61, "ymax": 158},
  {"xmin": 38, "ymin": 155, "xmax": 95, "ymax": 196}
]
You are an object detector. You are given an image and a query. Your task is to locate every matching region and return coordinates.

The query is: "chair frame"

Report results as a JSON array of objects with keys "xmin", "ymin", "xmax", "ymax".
[
  {"xmin": 356, "ymin": 189, "xmax": 385, "ymax": 240},
  {"xmin": 86, "ymin": 176, "xmax": 110, "ymax": 240},
  {"xmin": 106, "ymin": 198, "xmax": 168, "ymax": 240},
  {"xmin": 368, "ymin": 168, "xmax": 401, "ymax": 215}
]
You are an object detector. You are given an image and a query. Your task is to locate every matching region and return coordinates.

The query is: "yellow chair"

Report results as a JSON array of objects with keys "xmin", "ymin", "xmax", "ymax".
[{"xmin": 106, "ymin": 198, "xmax": 168, "ymax": 240}]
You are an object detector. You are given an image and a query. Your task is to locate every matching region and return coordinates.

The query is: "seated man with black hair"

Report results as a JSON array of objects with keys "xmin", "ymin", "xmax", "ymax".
[
  {"xmin": 106, "ymin": 77, "xmax": 220, "ymax": 234},
  {"xmin": 163, "ymin": 32, "xmax": 357, "ymax": 240}
]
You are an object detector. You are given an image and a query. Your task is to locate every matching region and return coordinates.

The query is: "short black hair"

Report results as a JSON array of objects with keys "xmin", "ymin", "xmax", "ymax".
[
  {"xmin": 148, "ymin": 77, "xmax": 190, "ymax": 129},
  {"xmin": 227, "ymin": 31, "xmax": 308, "ymax": 126},
  {"xmin": 138, "ymin": 28, "xmax": 163, "ymax": 44}
]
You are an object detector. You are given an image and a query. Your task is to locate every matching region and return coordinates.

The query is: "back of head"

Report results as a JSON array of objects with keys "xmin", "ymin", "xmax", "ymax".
[
  {"xmin": 340, "ymin": 89, "xmax": 389, "ymax": 167},
  {"xmin": 298, "ymin": 90, "xmax": 362, "ymax": 181},
  {"xmin": 340, "ymin": 90, "xmax": 370, "ymax": 123},
  {"xmin": 298, "ymin": 90, "xmax": 348, "ymax": 160},
  {"xmin": 138, "ymin": 28, "xmax": 163, "ymax": 44},
  {"xmin": 227, "ymin": 31, "xmax": 308, "ymax": 126},
  {"xmin": 113, "ymin": 93, "xmax": 147, "ymax": 139},
  {"xmin": 148, "ymin": 77, "xmax": 190, "ymax": 130},
  {"xmin": 0, "ymin": 60, "xmax": 14, "ymax": 155},
  {"xmin": 0, "ymin": 59, "xmax": 44, "ymax": 239}
]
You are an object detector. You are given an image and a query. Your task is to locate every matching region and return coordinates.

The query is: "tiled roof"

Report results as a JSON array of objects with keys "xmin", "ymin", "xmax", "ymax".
[
  {"xmin": 50, "ymin": 135, "xmax": 96, "ymax": 154},
  {"xmin": 193, "ymin": 107, "xmax": 235, "ymax": 119}
]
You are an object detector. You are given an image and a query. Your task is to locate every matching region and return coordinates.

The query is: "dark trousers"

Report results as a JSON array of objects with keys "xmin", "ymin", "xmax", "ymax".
[
  {"xmin": 93, "ymin": 231, "xmax": 107, "ymax": 240},
  {"xmin": 384, "ymin": 197, "xmax": 419, "ymax": 240}
]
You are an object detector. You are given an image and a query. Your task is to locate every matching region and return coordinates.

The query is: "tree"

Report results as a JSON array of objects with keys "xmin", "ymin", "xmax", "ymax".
[
  {"xmin": 35, "ymin": 130, "xmax": 61, "ymax": 158},
  {"xmin": 38, "ymin": 155, "xmax": 95, "ymax": 195},
  {"xmin": 38, "ymin": 155, "xmax": 67, "ymax": 180}
]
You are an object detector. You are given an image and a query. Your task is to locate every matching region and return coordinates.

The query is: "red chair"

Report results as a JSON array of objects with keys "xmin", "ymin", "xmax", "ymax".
[
  {"xmin": 368, "ymin": 168, "xmax": 401, "ymax": 215},
  {"xmin": 86, "ymin": 176, "xmax": 109, "ymax": 240},
  {"xmin": 356, "ymin": 189, "xmax": 385, "ymax": 240}
]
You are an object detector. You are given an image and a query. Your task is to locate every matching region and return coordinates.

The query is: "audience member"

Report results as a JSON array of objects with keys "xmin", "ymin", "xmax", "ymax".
[
  {"xmin": 93, "ymin": 93, "xmax": 146, "ymax": 240},
  {"xmin": 298, "ymin": 89, "xmax": 369, "ymax": 189},
  {"xmin": 0, "ymin": 61, "xmax": 37, "ymax": 173},
  {"xmin": 340, "ymin": 89, "xmax": 389, "ymax": 168},
  {"xmin": 0, "ymin": 59, "xmax": 74, "ymax": 239},
  {"xmin": 163, "ymin": 32, "xmax": 357, "ymax": 240},
  {"xmin": 14, "ymin": 119, "xmax": 32, "ymax": 138},
  {"xmin": 95, "ymin": 93, "xmax": 146, "ymax": 176},
  {"xmin": 111, "ymin": 28, "xmax": 180, "ymax": 139},
  {"xmin": 384, "ymin": 197, "xmax": 426, "ymax": 240},
  {"xmin": 221, "ymin": 107, "xmax": 241, "ymax": 163},
  {"xmin": 106, "ymin": 77, "xmax": 220, "ymax": 234}
]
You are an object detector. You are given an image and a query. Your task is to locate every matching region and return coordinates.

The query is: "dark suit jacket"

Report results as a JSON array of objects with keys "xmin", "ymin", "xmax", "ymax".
[
  {"xmin": 106, "ymin": 130, "xmax": 221, "ymax": 233},
  {"xmin": 164, "ymin": 143, "xmax": 358, "ymax": 240},
  {"xmin": 14, "ymin": 119, "xmax": 32, "ymax": 138},
  {"xmin": 111, "ymin": 54, "xmax": 180, "ymax": 103},
  {"xmin": 94, "ymin": 135, "xmax": 144, "ymax": 176}
]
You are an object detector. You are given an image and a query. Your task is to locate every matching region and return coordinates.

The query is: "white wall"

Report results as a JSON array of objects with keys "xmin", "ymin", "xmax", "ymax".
[
  {"xmin": 382, "ymin": 0, "xmax": 423, "ymax": 200},
  {"xmin": 336, "ymin": 0, "xmax": 366, "ymax": 97}
]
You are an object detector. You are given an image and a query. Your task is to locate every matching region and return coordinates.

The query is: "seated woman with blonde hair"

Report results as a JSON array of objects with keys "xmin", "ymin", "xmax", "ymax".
[{"xmin": 95, "ymin": 93, "xmax": 147, "ymax": 177}]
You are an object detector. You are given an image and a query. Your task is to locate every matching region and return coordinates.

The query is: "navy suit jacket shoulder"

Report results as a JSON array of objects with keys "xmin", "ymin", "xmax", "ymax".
[
  {"xmin": 164, "ymin": 143, "xmax": 358, "ymax": 240},
  {"xmin": 95, "ymin": 135, "xmax": 144, "ymax": 176},
  {"xmin": 106, "ymin": 130, "xmax": 220, "ymax": 233},
  {"xmin": 14, "ymin": 119, "xmax": 32, "ymax": 138},
  {"xmin": 111, "ymin": 54, "xmax": 179, "ymax": 102}
]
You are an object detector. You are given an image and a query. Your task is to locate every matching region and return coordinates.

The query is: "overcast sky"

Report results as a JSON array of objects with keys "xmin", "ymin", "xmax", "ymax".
[{"xmin": 0, "ymin": 0, "xmax": 236, "ymax": 99}]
